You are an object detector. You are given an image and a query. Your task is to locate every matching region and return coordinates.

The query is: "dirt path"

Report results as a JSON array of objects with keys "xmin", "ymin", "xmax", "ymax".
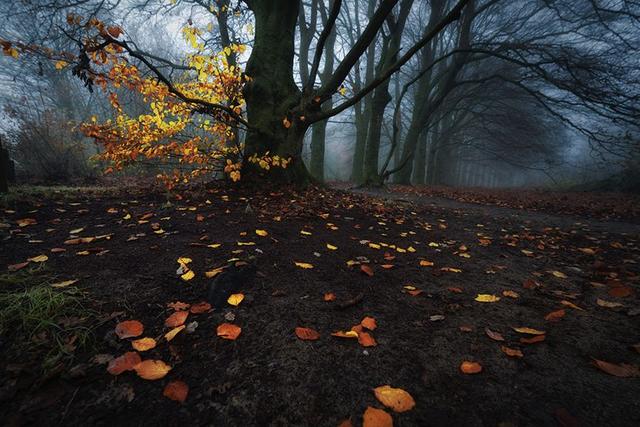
[{"xmin": 1, "ymin": 185, "xmax": 639, "ymax": 426}]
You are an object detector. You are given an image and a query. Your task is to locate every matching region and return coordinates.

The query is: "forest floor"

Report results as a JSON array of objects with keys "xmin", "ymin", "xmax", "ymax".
[{"xmin": 0, "ymin": 183, "xmax": 639, "ymax": 427}]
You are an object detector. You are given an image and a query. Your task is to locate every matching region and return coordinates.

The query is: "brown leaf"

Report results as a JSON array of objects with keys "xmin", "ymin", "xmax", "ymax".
[
  {"xmin": 358, "ymin": 331, "xmax": 377, "ymax": 347},
  {"xmin": 165, "ymin": 311, "xmax": 188, "ymax": 328},
  {"xmin": 163, "ymin": 380, "xmax": 189, "ymax": 403},
  {"xmin": 520, "ymin": 335, "xmax": 546, "ymax": 344},
  {"xmin": 323, "ymin": 292, "xmax": 336, "ymax": 302},
  {"xmin": 131, "ymin": 337, "xmax": 157, "ymax": 352},
  {"xmin": 545, "ymin": 309, "xmax": 566, "ymax": 322},
  {"xmin": 501, "ymin": 346, "xmax": 524, "ymax": 358},
  {"xmin": 167, "ymin": 301, "xmax": 190, "ymax": 311},
  {"xmin": 485, "ymin": 328, "xmax": 505, "ymax": 342},
  {"xmin": 190, "ymin": 301, "xmax": 212, "ymax": 314},
  {"xmin": 608, "ymin": 286, "xmax": 633, "ymax": 298},
  {"xmin": 115, "ymin": 320, "xmax": 144, "ymax": 339},
  {"xmin": 360, "ymin": 264, "xmax": 374, "ymax": 276},
  {"xmin": 8, "ymin": 262, "xmax": 30, "ymax": 272},
  {"xmin": 107, "ymin": 351, "xmax": 141, "ymax": 375},
  {"xmin": 295, "ymin": 327, "xmax": 320, "ymax": 341},
  {"xmin": 592, "ymin": 359, "xmax": 640, "ymax": 378}
]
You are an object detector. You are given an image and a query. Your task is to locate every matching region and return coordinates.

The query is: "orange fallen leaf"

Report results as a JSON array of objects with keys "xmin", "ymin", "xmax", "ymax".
[
  {"xmin": 592, "ymin": 359, "xmax": 640, "ymax": 378},
  {"xmin": 323, "ymin": 292, "xmax": 336, "ymax": 302},
  {"xmin": 502, "ymin": 290, "xmax": 519, "ymax": 298},
  {"xmin": 331, "ymin": 330, "xmax": 359, "ymax": 339},
  {"xmin": 363, "ymin": 406, "xmax": 393, "ymax": 427},
  {"xmin": 196, "ymin": 214, "xmax": 205, "ymax": 222},
  {"xmin": 131, "ymin": 337, "xmax": 157, "ymax": 352},
  {"xmin": 134, "ymin": 359, "xmax": 172, "ymax": 380},
  {"xmin": 560, "ymin": 300, "xmax": 584, "ymax": 311},
  {"xmin": 361, "ymin": 316, "xmax": 377, "ymax": 331},
  {"xmin": 608, "ymin": 286, "xmax": 632, "ymax": 298},
  {"xmin": 294, "ymin": 261, "xmax": 314, "ymax": 269},
  {"xmin": 381, "ymin": 264, "xmax": 394, "ymax": 269},
  {"xmin": 419, "ymin": 260, "xmax": 434, "ymax": 267},
  {"xmin": 407, "ymin": 289, "xmax": 423, "ymax": 296},
  {"xmin": 163, "ymin": 380, "xmax": 189, "ymax": 403},
  {"xmin": 360, "ymin": 264, "xmax": 374, "ymax": 276},
  {"xmin": 217, "ymin": 323, "xmax": 241, "ymax": 340},
  {"xmin": 373, "ymin": 385, "xmax": 415, "ymax": 413},
  {"xmin": 501, "ymin": 346, "xmax": 524, "ymax": 358},
  {"xmin": 358, "ymin": 331, "xmax": 377, "ymax": 347},
  {"xmin": 337, "ymin": 418, "xmax": 354, "ymax": 427},
  {"xmin": 165, "ymin": 325, "xmax": 185, "ymax": 342},
  {"xmin": 115, "ymin": 320, "xmax": 144, "ymax": 339},
  {"xmin": 520, "ymin": 335, "xmax": 546, "ymax": 344},
  {"xmin": 107, "ymin": 351, "xmax": 141, "ymax": 375},
  {"xmin": 447, "ymin": 287, "xmax": 463, "ymax": 293},
  {"xmin": 295, "ymin": 327, "xmax": 320, "ymax": 341},
  {"xmin": 190, "ymin": 301, "xmax": 212, "ymax": 314},
  {"xmin": 544, "ymin": 309, "xmax": 566, "ymax": 322},
  {"xmin": 165, "ymin": 311, "xmax": 188, "ymax": 328},
  {"xmin": 460, "ymin": 361, "xmax": 482, "ymax": 374}
]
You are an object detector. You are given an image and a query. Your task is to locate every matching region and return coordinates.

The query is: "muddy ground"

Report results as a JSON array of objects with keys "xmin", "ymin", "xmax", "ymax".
[{"xmin": 0, "ymin": 185, "xmax": 639, "ymax": 426}]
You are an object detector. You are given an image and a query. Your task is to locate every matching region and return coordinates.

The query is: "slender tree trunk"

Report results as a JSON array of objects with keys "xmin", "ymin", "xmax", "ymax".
[
  {"xmin": 0, "ymin": 140, "xmax": 9, "ymax": 193},
  {"xmin": 412, "ymin": 130, "xmax": 428, "ymax": 184},
  {"xmin": 242, "ymin": 1, "xmax": 310, "ymax": 184}
]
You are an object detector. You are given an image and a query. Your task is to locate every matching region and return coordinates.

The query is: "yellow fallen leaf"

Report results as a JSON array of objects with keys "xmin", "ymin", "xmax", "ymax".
[
  {"xmin": 294, "ymin": 262, "xmax": 314, "ymax": 269},
  {"xmin": 28, "ymin": 255, "xmax": 48, "ymax": 263},
  {"xmin": 326, "ymin": 244, "xmax": 338, "ymax": 250},
  {"xmin": 132, "ymin": 337, "xmax": 157, "ymax": 352},
  {"xmin": 331, "ymin": 330, "xmax": 358, "ymax": 339},
  {"xmin": 255, "ymin": 229, "xmax": 268, "ymax": 236},
  {"xmin": 177, "ymin": 257, "xmax": 192, "ymax": 265},
  {"xmin": 51, "ymin": 279, "xmax": 79, "ymax": 288},
  {"xmin": 164, "ymin": 325, "xmax": 185, "ymax": 342},
  {"xmin": 227, "ymin": 293, "xmax": 244, "ymax": 306},
  {"xmin": 475, "ymin": 294, "xmax": 500, "ymax": 303},
  {"xmin": 551, "ymin": 270, "xmax": 567, "ymax": 279},
  {"xmin": 181, "ymin": 270, "xmax": 195, "ymax": 281}
]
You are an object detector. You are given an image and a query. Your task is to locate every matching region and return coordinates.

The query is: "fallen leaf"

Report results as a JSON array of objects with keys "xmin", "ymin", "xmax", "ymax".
[
  {"xmin": 217, "ymin": 323, "xmax": 241, "ymax": 340},
  {"xmin": 294, "ymin": 262, "xmax": 314, "ymax": 269},
  {"xmin": 164, "ymin": 380, "xmax": 189, "ymax": 403},
  {"xmin": 520, "ymin": 335, "xmax": 546, "ymax": 344},
  {"xmin": 485, "ymin": 328, "xmax": 505, "ymax": 341},
  {"xmin": 51, "ymin": 279, "xmax": 79, "ymax": 288},
  {"xmin": 190, "ymin": 301, "xmax": 212, "ymax": 314},
  {"xmin": 227, "ymin": 293, "xmax": 245, "ymax": 306},
  {"xmin": 596, "ymin": 298, "xmax": 624, "ymax": 308},
  {"xmin": 475, "ymin": 294, "xmax": 500, "ymax": 303},
  {"xmin": 551, "ymin": 270, "xmax": 567, "ymax": 279},
  {"xmin": 326, "ymin": 243, "xmax": 338, "ymax": 250},
  {"xmin": 255, "ymin": 229, "xmax": 268, "ymax": 237},
  {"xmin": 115, "ymin": 320, "xmax": 144, "ymax": 339},
  {"xmin": 513, "ymin": 327, "xmax": 546, "ymax": 335},
  {"xmin": 331, "ymin": 330, "xmax": 359, "ymax": 339},
  {"xmin": 131, "ymin": 337, "xmax": 157, "ymax": 352},
  {"xmin": 164, "ymin": 325, "xmax": 185, "ymax": 341},
  {"xmin": 361, "ymin": 316, "xmax": 377, "ymax": 331},
  {"xmin": 107, "ymin": 352, "xmax": 141, "ymax": 375},
  {"xmin": 578, "ymin": 248, "xmax": 596, "ymax": 255},
  {"xmin": 181, "ymin": 270, "xmax": 195, "ymax": 281},
  {"xmin": 560, "ymin": 300, "xmax": 584, "ymax": 311},
  {"xmin": 360, "ymin": 264, "xmax": 374, "ymax": 276},
  {"xmin": 363, "ymin": 406, "xmax": 393, "ymax": 427},
  {"xmin": 502, "ymin": 290, "xmax": 519, "ymax": 298},
  {"xmin": 608, "ymin": 286, "xmax": 632, "ymax": 298},
  {"xmin": 168, "ymin": 301, "xmax": 190, "ymax": 311},
  {"xmin": 460, "ymin": 361, "xmax": 482, "ymax": 374},
  {"xmin": 419, "ymin": 260, "xmax": 434, "ymax": 267},
  {"xmin": 205, "ymin": 266, "xmax": 226, "ymax": 278},
  {"xmin": 592, "ymin": 359, "xmax": 640, "ymax": 378},
  {"xmin": 373, "ymin": 385, "xmax": 416, "ymax": 413},
  {"xmin": 323, "ymin": 292, "xmax": 336, "ymax": 302},
  {"xmin": 545, "ymin": 309, "xmax": 566, "ymax": 322},
  {"xmin": 134, "ymin": 359, "xmax": 172, "ymax": 380},
  {"xmin": 295, "ymin": 327, "xmax": 320, "ymax": 341},
  {"xmin": 27, "ymin": 255, "xmax": 48, "ymax": 263},
  {"xmin": 165, "ymin": 311, "xmax": 188, "ymax": 328},
  {"xmin": 501, "ymin": 346, "xmax": 524, "ymax": 358},
  {"xmin": 358, "ymin": 331, "xmax": 377, "ymax": 347}
]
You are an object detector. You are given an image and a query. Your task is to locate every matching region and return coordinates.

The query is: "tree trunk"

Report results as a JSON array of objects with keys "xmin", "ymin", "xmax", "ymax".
[
  {"xmin": 412, "ymin": 130, "xmax": 428, "ymax": 184},
  {"xmin": 0, "ymin": 140, "xmax": 9, "ymax": 194},
  {"xmin": 242, "ymin": 1, "xmax": 310, "ymax": 184}
]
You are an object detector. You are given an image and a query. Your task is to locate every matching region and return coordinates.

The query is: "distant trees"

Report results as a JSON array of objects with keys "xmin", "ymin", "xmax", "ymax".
[{"xmin": 1, "ymin": 0, "xmax": 638, "ymax": 188}]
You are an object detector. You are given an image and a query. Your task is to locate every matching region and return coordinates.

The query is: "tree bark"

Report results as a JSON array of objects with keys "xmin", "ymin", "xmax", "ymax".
[
  {"xmin": 0, "ymin": 139, "xmax": 9, "ymax": 193},
  {"xmin": 242, "ymin": 0, "xmax": 310, "ymax": 184}
]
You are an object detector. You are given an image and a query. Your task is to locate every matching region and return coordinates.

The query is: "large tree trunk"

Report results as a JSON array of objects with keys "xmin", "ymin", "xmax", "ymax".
[{"xmin": 242, "ymin": 0, "xmax": 310, "ymax": 184}]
